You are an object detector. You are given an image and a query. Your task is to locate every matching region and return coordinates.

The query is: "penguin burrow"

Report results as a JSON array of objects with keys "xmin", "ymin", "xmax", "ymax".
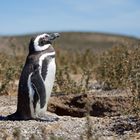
[{"xmin": 7, "ymin": 33, "xmax": 60, "ymax": 121}]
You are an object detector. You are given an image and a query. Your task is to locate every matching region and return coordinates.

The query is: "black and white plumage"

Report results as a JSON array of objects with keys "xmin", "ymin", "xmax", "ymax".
[{"xmin": 7, "ymin": 33, "xmax": 60, "ymax": 120}]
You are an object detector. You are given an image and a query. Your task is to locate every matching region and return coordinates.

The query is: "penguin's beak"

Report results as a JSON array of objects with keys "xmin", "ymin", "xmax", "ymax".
[{"xmin": 48, "ymin": 33, "xmax": 60, "ymax": 41}]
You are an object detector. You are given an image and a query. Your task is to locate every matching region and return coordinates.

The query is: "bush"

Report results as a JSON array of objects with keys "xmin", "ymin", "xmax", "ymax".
[
  {"xmin": 95, "ymin": 45, "xmax": 140, "ymax": 90},
  {"xmin": 53, "ymin": 66, "xmax": 92, "ymax": 94},
  {"xmin": 95, "ymin": 45, "xmax": 140, "ymax": 115},
  {"xmin": 0, "ymin": 54, "xmax": 24, "ymax": 95}
]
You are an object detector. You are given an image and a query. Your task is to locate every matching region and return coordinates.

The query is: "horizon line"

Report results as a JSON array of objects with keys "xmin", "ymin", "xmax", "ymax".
[{"xmin": 0, "ymin": 30, "xmax": 139, "ymax": 39}]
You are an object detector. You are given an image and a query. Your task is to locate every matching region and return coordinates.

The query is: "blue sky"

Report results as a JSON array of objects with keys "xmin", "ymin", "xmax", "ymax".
[{"xmin": 0, "ymin": 0, "xmax": 140, "ymax": 37}]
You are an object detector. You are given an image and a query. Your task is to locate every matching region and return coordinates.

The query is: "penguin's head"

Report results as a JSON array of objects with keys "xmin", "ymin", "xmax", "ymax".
[{"xmin": 29, "ymin": 33, "xmax": 60, "ymax": 53}]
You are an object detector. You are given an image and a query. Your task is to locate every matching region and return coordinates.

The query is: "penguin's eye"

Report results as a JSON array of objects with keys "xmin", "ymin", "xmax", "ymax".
[{"xmin": 39, "ymin": 38, "xmax": 46, "ymax": 46}]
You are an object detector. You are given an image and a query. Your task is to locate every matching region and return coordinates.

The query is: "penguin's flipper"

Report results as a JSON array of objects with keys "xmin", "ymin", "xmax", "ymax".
[{"xmin": 31, "ymin": 65, "xmax": 46, "ymax": 108}]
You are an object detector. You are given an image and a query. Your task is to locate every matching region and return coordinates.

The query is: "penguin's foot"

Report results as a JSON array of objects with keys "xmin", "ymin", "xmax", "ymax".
[
  {"xmin": 35, "ymin": 113, "xmax": 59, "ymax": 122},
  {"xmin": 36, "ymin": 116, "xmax": 59, "ymax": 122},
  {"xmin": 6, "ymin": 112, "xmax": 32, "ymax": 121}
]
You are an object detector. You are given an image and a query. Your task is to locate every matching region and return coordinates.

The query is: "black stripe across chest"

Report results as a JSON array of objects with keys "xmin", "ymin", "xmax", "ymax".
[{"xmin": 41, "ymin": 55, "xmax": 55, "ymax": 80}]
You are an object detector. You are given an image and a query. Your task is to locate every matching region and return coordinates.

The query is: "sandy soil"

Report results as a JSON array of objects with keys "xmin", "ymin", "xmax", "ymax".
[{"xmin": 0, "ymin": 90, "xmax": 139, "ymax": 140}]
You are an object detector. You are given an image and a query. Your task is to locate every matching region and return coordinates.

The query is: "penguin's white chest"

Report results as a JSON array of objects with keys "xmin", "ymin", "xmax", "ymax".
[
  {"xmin": 38, "ymin": 52, "xmax": 56, "ymax": 95},
  {"xmin": 44, "ymin": 58, "xmax": 56, "ymax": 96}
]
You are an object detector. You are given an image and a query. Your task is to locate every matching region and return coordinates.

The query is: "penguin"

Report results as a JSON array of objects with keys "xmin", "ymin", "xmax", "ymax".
[{"xmin": 6, "ymin": 33, "xmax": 60, "ymax": 121}]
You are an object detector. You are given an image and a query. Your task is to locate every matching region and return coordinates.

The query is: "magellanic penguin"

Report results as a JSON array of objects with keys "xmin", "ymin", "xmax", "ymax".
[{"xmin": 7, "ymin": 33, "xmax": 60, "ymax": 121}]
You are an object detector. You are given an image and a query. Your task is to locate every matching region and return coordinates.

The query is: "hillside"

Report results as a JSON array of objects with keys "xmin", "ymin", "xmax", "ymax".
[{"xmin": 0, "ymin": 32, "xmax": 139, "ymax": 56}]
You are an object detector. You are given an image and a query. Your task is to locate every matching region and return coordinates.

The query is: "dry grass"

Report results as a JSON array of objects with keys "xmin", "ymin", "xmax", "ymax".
[
  {"xmin": 95, "ymin": 45, "xmax": 140, "ymax": 116},
  {"xmin": 0, "ymin": 53, "xmax": 24, "ymax": 95}
]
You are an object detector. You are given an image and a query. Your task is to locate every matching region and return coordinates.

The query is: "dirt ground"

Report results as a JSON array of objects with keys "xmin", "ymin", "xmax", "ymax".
[
  {"xmin": 0, "ymin": 89, "xmax": 140, "ymax": 140},
  {"xmin": 49, "ymin": 89, "xmax": 134, "ymax": 117}
]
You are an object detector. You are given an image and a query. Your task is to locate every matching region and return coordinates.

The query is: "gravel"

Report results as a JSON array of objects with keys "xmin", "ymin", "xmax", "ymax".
[{"xmin": 0, "ymin": 95, "xmax": 139, "ymax": 140}]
